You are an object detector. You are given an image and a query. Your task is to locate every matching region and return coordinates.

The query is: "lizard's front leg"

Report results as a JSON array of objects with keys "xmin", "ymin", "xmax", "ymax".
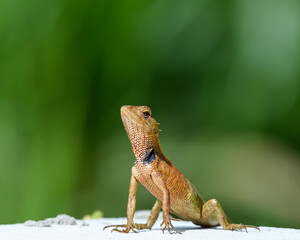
[
  {"xmin": 151, "ymin": 169, "xmax": 181, "ymax": 234},
  {"xmin": 132, "ymin": 199, "xmax": 162, "ymax": 230},
  {"xmin": 104, "ymin": 175, "xmax": 139, "ymax": 233}
]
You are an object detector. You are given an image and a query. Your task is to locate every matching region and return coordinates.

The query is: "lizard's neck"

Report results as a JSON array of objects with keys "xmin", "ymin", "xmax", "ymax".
[
  {"xmin": 132, "ymin": 140, "xmax": 170, "ymax": 164},
  {"xmin": 132, "ymin": 141, "xmax": 160, "ymax": 161}
]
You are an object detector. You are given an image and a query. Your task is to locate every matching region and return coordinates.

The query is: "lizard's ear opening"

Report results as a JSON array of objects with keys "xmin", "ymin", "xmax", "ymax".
[{"xmin": 153, "ymin": 126, "xmax": 161, "ymax": 135}]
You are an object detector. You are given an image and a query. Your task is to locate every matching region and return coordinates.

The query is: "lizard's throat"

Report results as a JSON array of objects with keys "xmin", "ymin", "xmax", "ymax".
[
  {"xmin": 129, "ymin": 136, "xmax": 162, "ymax": 162},
  {"xmin": 123, "ymin": 121, "xmax": 159, "ymax": 161},
  {"xmin": 128, "ymin": 133, "xmax": 148, "ymax": 161}
]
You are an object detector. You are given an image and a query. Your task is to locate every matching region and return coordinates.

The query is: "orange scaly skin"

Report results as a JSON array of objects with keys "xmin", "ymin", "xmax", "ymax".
[{"xmin": 104, "ymin": 105, "xmax": 260, "ymax": 234}]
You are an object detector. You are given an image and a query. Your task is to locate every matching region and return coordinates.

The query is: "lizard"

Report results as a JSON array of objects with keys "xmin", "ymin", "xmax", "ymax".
[{"xmin": 104, "ymin": 105, "xmax": 260, "ymax": 234}]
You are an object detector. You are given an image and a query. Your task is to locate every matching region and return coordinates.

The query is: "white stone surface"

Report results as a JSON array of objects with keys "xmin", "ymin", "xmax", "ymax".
[{"xmin": 0, "ymin": 216, "xmax": 299, "ymax": 240}]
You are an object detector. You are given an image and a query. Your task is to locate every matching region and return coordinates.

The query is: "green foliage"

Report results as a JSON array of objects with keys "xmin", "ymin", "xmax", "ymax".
[
  {"xmin": 83, "ymin": 210, "xmax": 103, "ymax": 220},
  {"xmin": 0, "ymin": 0, "xmax": 299, "ymax": 228}
]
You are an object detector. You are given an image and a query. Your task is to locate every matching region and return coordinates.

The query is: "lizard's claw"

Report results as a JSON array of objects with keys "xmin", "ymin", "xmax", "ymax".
[
  {"xmin": 170, "ymin": 216, "xmax": 183, "ymax": 221},
  {"xmin": 225, "ymin": 224, "xmax": 260, "ymax": 232},
  {"xmin": 160, "ymin": 217, "xmax": 182, "ymax": 234},
  {"xmin": 103, "ymin": 223, "xmax": 139, "ymax": 233}
]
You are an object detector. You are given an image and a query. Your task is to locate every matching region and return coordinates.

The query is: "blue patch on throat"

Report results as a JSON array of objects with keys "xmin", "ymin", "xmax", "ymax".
[{"xmin": 143, "ymin": 149, "xmax": 156, "ymax": 164}]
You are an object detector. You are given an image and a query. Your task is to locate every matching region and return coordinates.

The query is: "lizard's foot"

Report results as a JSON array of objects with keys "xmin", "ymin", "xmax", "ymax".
[
  {"xmin": 224, "ymin": 224, "xmax": 260, "ymax": 232},
  {"xmin": 103, "ymin": 223, "xmax": 139, "ymax": 233},
  {"xmin": 160, "ymin": 217, "xmax": 182, "ymax": 234}
]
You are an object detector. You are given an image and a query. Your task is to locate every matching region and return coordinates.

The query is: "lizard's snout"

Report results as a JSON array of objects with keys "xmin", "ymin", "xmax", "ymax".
[
  {"xmin": 121, "ymin": 105, "xmax": 131, "ymax": 111},
  {"xmin": 121, "ymin": 105, "xmax": 138, "ymax": 122},
  {"xmin": 121, "ymin": 105, "xmax": 132, "ymax": 116}
]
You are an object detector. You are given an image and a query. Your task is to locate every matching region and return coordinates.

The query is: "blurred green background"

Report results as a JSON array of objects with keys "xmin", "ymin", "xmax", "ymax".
[{"xmin": 0, "ymin": 0, "xmax": 300, "ymax": 228}]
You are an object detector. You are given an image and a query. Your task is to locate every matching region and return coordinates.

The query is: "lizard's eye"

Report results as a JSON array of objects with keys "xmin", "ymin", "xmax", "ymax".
[{"xmin": 143, "ymin": 111, "xmax": 150, "ymax": 118}]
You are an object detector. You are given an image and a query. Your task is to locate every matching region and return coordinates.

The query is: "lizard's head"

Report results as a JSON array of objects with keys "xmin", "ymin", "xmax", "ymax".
[{"xmin": 121, "ymin": 105, "xmax": 160, "ymax": 160}]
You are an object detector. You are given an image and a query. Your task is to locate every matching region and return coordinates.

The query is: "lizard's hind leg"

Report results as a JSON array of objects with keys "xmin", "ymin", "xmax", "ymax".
[{"xmin": 200, "ymin": 199, "xmax": 260, "ymax": 232}]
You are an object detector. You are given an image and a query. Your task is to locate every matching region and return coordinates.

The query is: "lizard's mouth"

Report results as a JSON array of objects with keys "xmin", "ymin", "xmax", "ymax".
[
  {"xmin": 120, "ymin": 105, "xmax": 130, "ymax": 119},
  {"xmin": 121, "ymin": 106, "xmax": 139, "ymax": 138},
  {"xmin": 120, "ymin": 106, "xmax": 141, "ymax": 128},
  {"xmin": 121, "ymin": 115, "xmax": 132, "ymax": 136},
  {"xmin": 120, "ymin": 105, "xmax": 134, "ymax": 122}
]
